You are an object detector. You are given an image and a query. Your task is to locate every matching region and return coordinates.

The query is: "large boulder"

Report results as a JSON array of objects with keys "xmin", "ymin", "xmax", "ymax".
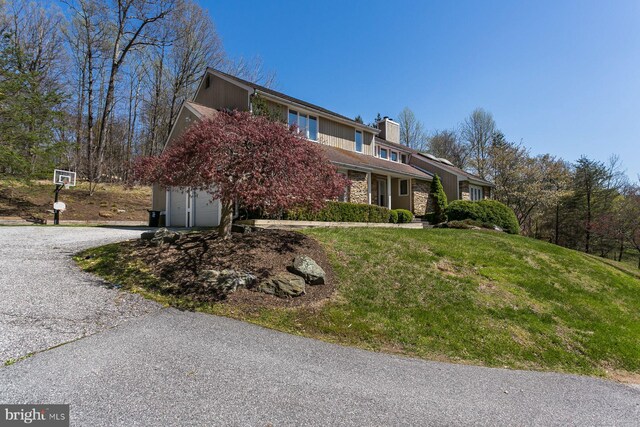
[
  {"xmin": 257, "ymin": 273, "xmax": 305, "ymax": 298},
  {"xmin": 289, "ymin": 255, "xmax": 325, "ymax": 285},
  {"xmin": 153, "ymin": 227, "xmax": 180, "ymax": 244},
  {"xmin": 141, "ymin": 227, "xmax": 180, "ymax": 245},
  {"xmin": 140, "ymin": 230, "xmax": 156, "ymax": 240},
  {"xmin": 198, "ymin": 269, "xmax": 256, "ymax": 298}
]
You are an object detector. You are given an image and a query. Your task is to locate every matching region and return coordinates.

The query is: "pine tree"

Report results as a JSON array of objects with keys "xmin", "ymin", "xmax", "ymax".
[{"xmin": 430, "ymin": 174, "xmax": 448, "ymax": 223}]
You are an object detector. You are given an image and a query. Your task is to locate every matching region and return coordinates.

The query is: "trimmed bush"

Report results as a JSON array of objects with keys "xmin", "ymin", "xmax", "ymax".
[
  {"xmin": 446, "ymin": 199, "xmax": 520, "ymax": 234},
  {"xmin": 429, "ymin": 174, "xmax": 448, "ymax": 223},
  {"xmin": 395, "ymin": 209, "xmax": 414, "ymax": 223},
  {"xmin": 389, "ymin": 210, "xmax": 399, "ymax": 224},
  {"xmin": 285, "ymin": 201, "xmax": 391, "ymax": 223}
]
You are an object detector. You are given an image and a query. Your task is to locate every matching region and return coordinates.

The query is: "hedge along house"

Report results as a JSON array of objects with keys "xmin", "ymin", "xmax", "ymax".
[{"xmin": 151, "ymin": 68, "xmax": 433, "ymax": 227}]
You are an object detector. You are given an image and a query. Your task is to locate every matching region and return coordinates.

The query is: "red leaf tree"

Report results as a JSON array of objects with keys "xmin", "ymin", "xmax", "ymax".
[{"xmin": 134, "ymin": 110, "xmax": 349, "ymax": 237}]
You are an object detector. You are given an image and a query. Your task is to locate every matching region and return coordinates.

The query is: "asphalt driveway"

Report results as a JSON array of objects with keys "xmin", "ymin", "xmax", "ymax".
[{"xmin": 1, "ymin": 227, "xmax": 639, "ymax": 426}]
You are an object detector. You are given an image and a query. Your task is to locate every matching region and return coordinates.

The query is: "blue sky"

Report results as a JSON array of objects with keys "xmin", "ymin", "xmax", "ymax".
[{"xmin": 201, "ymin": 0, "xmax": 640, "ymax": 179}]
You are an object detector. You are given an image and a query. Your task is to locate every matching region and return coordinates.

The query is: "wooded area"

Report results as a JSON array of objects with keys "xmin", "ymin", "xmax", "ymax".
[
  {"xmin": 0, "ymin": 0, "xmax": 273, "ymax": 190},
  {"xmin": 393, "ymin": 106, "xmax": 640, "ymax": 266}
]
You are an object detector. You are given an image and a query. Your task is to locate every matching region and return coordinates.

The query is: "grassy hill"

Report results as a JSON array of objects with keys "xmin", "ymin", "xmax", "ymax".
[
  {"xmin": 0, "ymin": 179, "xmax": 151, "ymax": 222},
  {"xmin": 77, "ymin": 228, "xmax": 640, "ymax": 380}
]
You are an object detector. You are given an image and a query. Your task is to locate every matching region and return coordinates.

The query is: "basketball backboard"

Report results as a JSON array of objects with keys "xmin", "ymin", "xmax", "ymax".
[{"xmin": 53, "ymin": 169, "xmax": 76, "ymax": 188}]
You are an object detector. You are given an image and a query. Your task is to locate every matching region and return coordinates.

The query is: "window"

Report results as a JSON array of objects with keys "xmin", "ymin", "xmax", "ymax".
[
  {"xmin": 399, "ymin": 179, "xmax": 409, "ymax": 196},
  {"xmin": 355, "ymin": 130, "xmax": 363, "ymax": 152},
  {"xmin": 470, "ymin": 185, "xmax": 483, "ymax": 201},
  {"xmin": 401, "ymin": 154, "xmax": 407, "ymax": 164},
  {"xmin": 391, "ymin": 151, "xmax": 398, "ymax": 162},
  {"xmin": 308, "ymin": 116, "xmax": 317, "ymax": 141},
  {"xmin": 288, "ymin": 110, "xmax": 318, "ymax": 141},
  {"xmin": 380, "ymin": 148, "xmax": 388, "ymax": 159}
]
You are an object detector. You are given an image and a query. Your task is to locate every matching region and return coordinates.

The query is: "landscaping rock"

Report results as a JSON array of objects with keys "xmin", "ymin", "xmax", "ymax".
[
  {"xmin": 289, "ymin": 255, "xmax": 325, "ymax": 285},
  {"xmin": 257, "ymin": 273, "xmax": 305, "ymax": 298},
  {"xmin": 198, "ymin": 269, "xmax": 256, "ymax": 298},
  {"xmin": 140, "ymin": 231, "xmax": 156, "ymax": 240},
  {"xmin": 151, "ymin": 227, "xmax": 180, "ymax": 244},
  {"xmin": 231, "ymin": 224, "xmax": 253, "ymax": 234}
]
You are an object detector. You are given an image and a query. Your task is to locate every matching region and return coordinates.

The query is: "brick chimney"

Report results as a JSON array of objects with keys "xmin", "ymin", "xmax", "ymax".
[{"xmin": 377, "ymin": 116, "xmax": 400, "ymax": 144}]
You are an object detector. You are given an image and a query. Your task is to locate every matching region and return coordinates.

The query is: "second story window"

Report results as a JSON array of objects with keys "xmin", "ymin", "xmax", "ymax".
[
  {"xmin": 288, "ymin": 110, "xmax": 318, "ymax": 141},
  {"xmin": 380, "ymin": 148, "xmax": 388, "ymax": 159},
  {"xmin": 355, "ymin": 130, "xmax": 363, "ymax": 152},
  {"xmin": 391, "ymin": 151, "xmax": 398, "ymax": 162},
  {"xmin": 401, "ymin": 154, "xmax": 408, "ymax": 164}
]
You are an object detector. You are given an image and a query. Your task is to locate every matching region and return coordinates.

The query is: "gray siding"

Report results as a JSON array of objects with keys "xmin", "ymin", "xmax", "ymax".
[
  {"xmin": 194, "ymin": 74, "xmax": 249, "ymax": 111},
  {"xmin": 410, "ymin": 156, "xmax": 459, "ymax": 201}
]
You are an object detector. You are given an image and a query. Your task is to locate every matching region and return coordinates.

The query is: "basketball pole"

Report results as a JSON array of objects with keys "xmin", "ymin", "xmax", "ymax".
[{"xmin": 53, "ymin": 184, "xmax": 63, "ymax": 225}]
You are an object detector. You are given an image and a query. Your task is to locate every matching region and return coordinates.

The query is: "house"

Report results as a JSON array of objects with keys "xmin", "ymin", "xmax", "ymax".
[{"xmin": 151, "ymin": 68, "xmax": 491, "ymax": 227}]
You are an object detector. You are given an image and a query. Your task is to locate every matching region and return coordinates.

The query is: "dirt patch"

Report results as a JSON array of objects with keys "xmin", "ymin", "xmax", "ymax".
[
  {"xmin": 0, "ymin": 181, "xmax": 151, "ymax": 222},
  {"xmin": 124, "ymin": 229, "xmax": 335, "ymax": 309}
]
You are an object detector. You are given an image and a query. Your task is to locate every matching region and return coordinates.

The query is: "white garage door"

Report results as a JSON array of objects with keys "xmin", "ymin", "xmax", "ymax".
[
  {"xmin": 193, "ymin": 190, "xmax": 220, "ymax": 227},
  {"xmin": 168, "ymin": 188, "xmax": 187, "ymax": 227}
]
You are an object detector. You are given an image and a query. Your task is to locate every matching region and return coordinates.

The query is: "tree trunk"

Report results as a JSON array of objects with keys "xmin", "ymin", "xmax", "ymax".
[
  {"xmin": 554, "ymin": 201, "xmax": 560, "ymax": 245},
  {"xmin": 218, "ymin": 200, "xmax": 233, "ymax": 239},
  {"xmin": 618, "ymin": 238, "xmax": 624, "ymax": 262},
  {"xmin": 585, "ymin": 188, "xmax": 591, "ymax": 254}
]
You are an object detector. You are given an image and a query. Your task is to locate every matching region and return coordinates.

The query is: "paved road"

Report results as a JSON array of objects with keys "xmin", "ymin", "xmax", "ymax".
[
  {"xmin": 1, "ymin": 227, "xmax": 639, "ymax": 426},
  {"xmin": 0, "ymin": 226, "xmax": 160, "ymax": 363}
]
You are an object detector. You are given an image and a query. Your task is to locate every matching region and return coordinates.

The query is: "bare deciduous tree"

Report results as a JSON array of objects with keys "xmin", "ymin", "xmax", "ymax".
[
  {"xmin": 92, "ymin": 0, "xmax": 176, "ymax": 192},
  {"xmin": 427, "ymin": 129, "xmax": 469, "ymax": 168},
  {"xmin": 397, "ymin": 107, "xmax": 426, "ymax": 150},
  {"xmin": 461, "ymin": 108, "xmax": 496, "ymax": 179}
]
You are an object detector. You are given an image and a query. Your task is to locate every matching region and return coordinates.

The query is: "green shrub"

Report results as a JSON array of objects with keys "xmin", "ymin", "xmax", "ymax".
[
  {"xmin": 446, "ymin": 199, "xmax": 520, "ymax": 234},
  {"xmin": 395, "ymin": 209, "xmax": 414, "ymax": 223},
  {"xmin": 435, "ymin": 219, "xmax": 496, "ymax": 230},
  {"xmin": 285, "ymin": 201, "xmax": 391, "ymax": 223},
  {"xmin": 429, "ymin": 174, "xmax": 448, "ymax": 223},
  {"xmin": 389, "ymin": 210, "xmax": 399, "ymax": 224}
]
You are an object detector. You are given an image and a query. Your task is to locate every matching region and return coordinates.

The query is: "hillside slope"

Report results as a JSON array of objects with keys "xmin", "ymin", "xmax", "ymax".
[
  {"xmin": 78, "ymin": 228, "xmax": 640, "ymax": 379},
  {"xmin": 0, "ymin": 180, "xmax": 151, "ymax": 222}
]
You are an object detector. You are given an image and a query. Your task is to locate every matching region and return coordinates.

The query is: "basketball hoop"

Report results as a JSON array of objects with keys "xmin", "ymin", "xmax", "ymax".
[
  {"xmin": 53, "ymin": 169, "xmax": 76, "ymax": 188},
  {"xmin": 52, "ymin": 169, "xmax": 76, "ymax": 225}
]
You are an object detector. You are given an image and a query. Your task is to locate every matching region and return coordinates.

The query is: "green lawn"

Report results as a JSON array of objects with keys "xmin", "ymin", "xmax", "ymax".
[{"xmin": 76, "ymin": 228, "xmax": 640, "ymax": 378}]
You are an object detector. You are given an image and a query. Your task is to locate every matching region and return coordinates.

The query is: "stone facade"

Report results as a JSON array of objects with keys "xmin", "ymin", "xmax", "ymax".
[
  {"xmin": 412, "ymin": 180, "xmax": 429, "ymax": 216},
  {"xmin": 459, "ymin": 181, "xmax": 470, "ymax": 201},
  {"xmin": 347, "ymin": 171, "xmax": 369, "ymax": 204},
  {"xmin": 482, "ymin": 186, "xmax": 492, "ymax": 199}
]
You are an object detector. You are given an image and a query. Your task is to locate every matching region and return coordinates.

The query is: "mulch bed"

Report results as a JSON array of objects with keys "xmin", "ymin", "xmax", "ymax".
[{"xmin": 123, "ymin": 228, "xmax": 336, "ymax": 308}]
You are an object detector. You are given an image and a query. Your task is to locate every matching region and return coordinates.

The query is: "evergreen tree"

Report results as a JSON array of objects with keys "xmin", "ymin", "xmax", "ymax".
[
  {"xmin": 430, "ymin": 174, "xmax": 448, "ymax": 223},
  {"xmin": 0, "ymin": 37, "xmax": 64, "ymax": 176}
]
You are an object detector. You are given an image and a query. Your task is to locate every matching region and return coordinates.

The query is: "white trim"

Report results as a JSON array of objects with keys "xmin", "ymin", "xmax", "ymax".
[
  {"xmin": 355, "ymin": 129, "xmax": 363, "ymax": 153},
  {"xmin": 387, "ymin": 175, "xmax": 392, "ymax": 209},
  {"xmin": 367, "ymin": 172, "xmax": 372, "ymax": 204},
  {"xmin": 287, "ymin": 106, "xmax": 318, "ymax": 141},
  {"xmin": 469, "ymin": 184, "xmax": 483, "ymax": 201},
  {"xmin": 258, "ymin": 91, "xmax": 379, "ymax": 134}
]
